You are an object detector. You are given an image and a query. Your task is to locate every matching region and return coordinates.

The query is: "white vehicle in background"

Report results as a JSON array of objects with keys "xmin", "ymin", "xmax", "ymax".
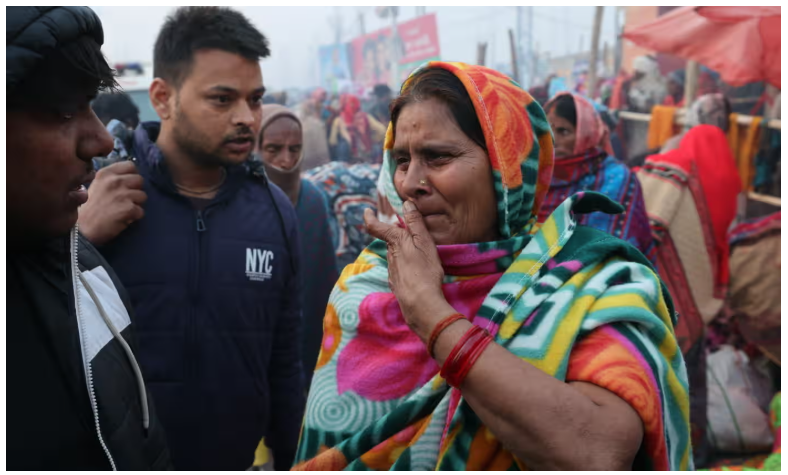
[{"xmin": 115, "ymin": 62, "xmax": 157, "ymax": 122}]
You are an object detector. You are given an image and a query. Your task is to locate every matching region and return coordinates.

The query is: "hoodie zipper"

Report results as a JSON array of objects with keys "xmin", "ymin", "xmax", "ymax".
[{"xmin": 70, "ymin": 225, "xmax": 117, "ymax": 471}]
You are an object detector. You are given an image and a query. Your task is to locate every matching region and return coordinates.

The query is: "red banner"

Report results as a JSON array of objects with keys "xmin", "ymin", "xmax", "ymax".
[{"xmin": 350, "ymin": 13, "xmax": 440, "ymax": 89}]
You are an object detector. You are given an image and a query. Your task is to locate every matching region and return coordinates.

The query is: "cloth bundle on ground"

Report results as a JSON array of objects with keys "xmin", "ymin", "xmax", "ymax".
[
  {"xmin": 540, "ymin": 92, "xmax": 656, "ymax": 265},
  {"xmin": 703, "ymin": 392, "xmax": 780, "ymax": 471},
  {"xmin": 706, "ymin": 345, "xmax": 775, "ymax": 455},
  {"xmin": 292, "ymin": 62, "xmax": 691, "ymax": 471},
  {"xmin": 304, "ymin": 162, "xmax": 381, "ymax": 270},
  {"xmin": 727, "ymin": 212, "xmax": 781, "ymax": 365}
]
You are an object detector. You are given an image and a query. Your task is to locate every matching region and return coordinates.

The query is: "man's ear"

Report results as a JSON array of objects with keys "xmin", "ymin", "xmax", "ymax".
[{"xmin": 150, "ymin": 78, "xmax": 173, "ymax": 121}]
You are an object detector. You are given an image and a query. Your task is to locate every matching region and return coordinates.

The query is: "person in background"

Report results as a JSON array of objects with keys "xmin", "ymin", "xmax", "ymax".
[
  {"xmin": 528, "ymin": 74, "xmax": 555, "ymax": 106},
  {"xmin": 77, "ymin": 7, "xmax": 305, "ymax": 470},
  {"xmin": 608, "ymin": 70, "xmax": 631, "ymax": 112},
  {"xmin": 298, "ymin": 98, "xmax": 332, "ymax": 171},
  {"xmin": 311, "ymin": 87, "xmax": 330, "ymax": 122},
  {"xmin": 7, "ymin": 6, "xmax": 171, "ymax": 470},
  {"xmin": 92, "ymin": 91, "xmax": 140, "ymax": 129},
  {"xmin": 329, "ymin": 93, "xmax": 386, "ymax": 164},
  {"xmin": 541, "ymin": 92, "xmax": 655, "ymax": 263},
  {"xmin": 256, "ymin": 104, "xmax": 339, "ymax": 383},
  {"xmin": 628, "ymin": 55, "xmax": 667, "ymax": 112},
  {"xmin": 90, "ymin": 92, "xmax": 142, "ymax": 169},
  {"xmin": 661, "ymin": 93, "xmax": 731, "ymax": 153},
  {"xmin": 664, "ymin": 69, "xmax": 685, "ymax": 107},
  {"xmin": 697, "ymin": 67, "xmax": 721, "ymax": 97},
  {"xmin": 370, "ymin": 83, "xmax": 393, "ymax": 126},
  {"xmin": 625, "ymin": 56, "xmax": 667, "ymax": 161},
  {"xmin": 598, "ymin": 76, "xmax": 616, "ymax": 107}
]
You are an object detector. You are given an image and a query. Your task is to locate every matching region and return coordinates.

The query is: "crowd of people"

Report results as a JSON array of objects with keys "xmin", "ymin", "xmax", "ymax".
[{"xmin": 8, "ymin": 5, "xmax": 780, "ymax": 472}]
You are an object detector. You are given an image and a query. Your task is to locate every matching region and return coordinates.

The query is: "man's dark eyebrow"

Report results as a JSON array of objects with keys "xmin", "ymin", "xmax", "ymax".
[
  {"xmin": 207, "ymin": 86, "xmax": 266, "ymax": 96},
  {"xmin": 208, "ymin": 86, "xmax": 239, "ymax": 94}
]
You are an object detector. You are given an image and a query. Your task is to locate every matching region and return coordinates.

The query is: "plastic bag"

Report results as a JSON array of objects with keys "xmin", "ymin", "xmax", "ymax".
[{"xmin": 706, "ymin": 345, "xmax": 774, "ymax": 454}]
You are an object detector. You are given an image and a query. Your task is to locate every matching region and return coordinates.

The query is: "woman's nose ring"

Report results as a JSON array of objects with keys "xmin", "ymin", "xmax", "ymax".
[{"xmin": 419, "ymin": 179, "xmax": 427, "ymax": 186}]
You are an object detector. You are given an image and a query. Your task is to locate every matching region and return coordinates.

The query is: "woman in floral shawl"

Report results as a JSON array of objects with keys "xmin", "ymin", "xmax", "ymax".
[{"xmin": 294, "ymin": 62, "xmax": 691, "ymax": 471}]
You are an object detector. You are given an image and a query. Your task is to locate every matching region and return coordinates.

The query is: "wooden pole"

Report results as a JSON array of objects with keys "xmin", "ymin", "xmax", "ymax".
[
  {"xmin": 477, "ymin": 42, "xmax": 488, "ymax": 67},
  {"xmin": 684, "ymin": 60, "xmax": 700, "ymax": 115},
  {"xmin": 587, "ymin": 6, "xmax": 604, "ymax": 100},
  {"xmin": 390, "ymin": 8, "xmax": 399, "ymax": 90},
  {"xmin": 508, "ymin": 29, "xmax": 520, "ymax": 84}
]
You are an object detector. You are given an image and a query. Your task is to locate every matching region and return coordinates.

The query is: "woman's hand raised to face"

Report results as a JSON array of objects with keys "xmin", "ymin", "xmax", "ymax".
[{"xmin": 364, "ymin": 201, "xmax": 456, "ymax": 340}]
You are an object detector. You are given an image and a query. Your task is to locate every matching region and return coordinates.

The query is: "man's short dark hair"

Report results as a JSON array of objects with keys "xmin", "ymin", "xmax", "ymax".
[
  {"xmin": 92, "ymin": 92, "xmax": 140, "ymax": 128},
  {"xmin": 373, "ymin": 84, "xmax": 392, "ymax": 98},
  {"xmin": 153, "ymin": 7, "xmax": 270, "ymax": 87}
]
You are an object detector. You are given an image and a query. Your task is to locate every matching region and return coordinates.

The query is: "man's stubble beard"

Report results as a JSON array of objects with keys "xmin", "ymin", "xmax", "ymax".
[{"xmin": 172, "ymin": 107, "xmax": 253, "ymax": 169}]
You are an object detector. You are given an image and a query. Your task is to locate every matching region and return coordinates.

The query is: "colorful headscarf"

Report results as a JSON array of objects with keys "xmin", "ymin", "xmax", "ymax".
[
  {"xmin": 340, "ymin": 94, "xmax": 361, "ymax": 126},
  {"xmin": 378, "ymin": 62, "xmax": 554, "ymax": 239},
  {"xmin": 546, "ymin": 92, "xmax": 614, "ymax": 157},
  {"xmin": 338, "ymin": 93, "xmax": 373, "ymax": 159},
  {"xmin": 294, "ymin": 62, "xmax": 691, "ymax": 471}
]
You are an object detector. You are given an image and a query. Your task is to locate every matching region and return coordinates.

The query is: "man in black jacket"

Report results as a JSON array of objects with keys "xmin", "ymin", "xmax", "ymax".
[{"xmin": 7, "ymin": 6, "xmax": 171, "ymax": 470}]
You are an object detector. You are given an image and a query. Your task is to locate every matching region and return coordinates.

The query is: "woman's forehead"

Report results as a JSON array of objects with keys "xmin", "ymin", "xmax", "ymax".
[{"xmin": 262, "ymin": 117, "xmax": 301, "ymax": 141}]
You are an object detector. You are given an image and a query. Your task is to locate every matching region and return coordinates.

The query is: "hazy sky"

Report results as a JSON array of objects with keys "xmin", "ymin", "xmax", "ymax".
[{"xmin": 92, "ymin": 6, "xmax": 621, "ymax": 91}]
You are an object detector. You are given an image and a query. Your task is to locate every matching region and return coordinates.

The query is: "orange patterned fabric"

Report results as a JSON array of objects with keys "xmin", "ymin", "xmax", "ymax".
[
  {"xmin": 567, "ymin": 325, "xmax": 672, "ymax": 471},
  {"xmin": 291, "ymin": 446, "xmax": 347, "ymax": 471},
  {"xmin": 377, "ymin": 61, "xmax": 555, "ymax": 238}
]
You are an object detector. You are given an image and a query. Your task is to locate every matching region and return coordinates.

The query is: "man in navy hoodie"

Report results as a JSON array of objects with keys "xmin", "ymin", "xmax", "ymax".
[{"xmin": 78, "ymin": 7, "xmax": 305, "ymax": 470}]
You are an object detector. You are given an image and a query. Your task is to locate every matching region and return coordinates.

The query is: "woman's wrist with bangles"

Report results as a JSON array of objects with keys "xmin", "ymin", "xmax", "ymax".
[
  {"xmin": 429, "ymin": 318, "xmax": 474, "ymax": 366},
  {"xmin": 424, "ymin": 312, "xmax": 496, "ymax": 387},
  {"xmin": 404, "ymin": 296, "xmax": 458, "ymax": 342}
]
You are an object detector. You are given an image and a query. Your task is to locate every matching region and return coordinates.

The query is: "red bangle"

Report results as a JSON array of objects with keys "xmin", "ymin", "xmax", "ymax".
[
  {"xmin": 427, "ymin": 313, "xmax": 466, "ymax": 357},
  {"xmin": 453, "ymin": 331, "xmax": 493, "ymax": 386},
  {"xmin": 440, "ymin": 325, "xmax": 494, "ymax": 388}
]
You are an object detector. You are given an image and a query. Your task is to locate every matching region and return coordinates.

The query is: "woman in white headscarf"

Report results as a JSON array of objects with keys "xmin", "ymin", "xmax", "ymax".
[
  {"xmin": 661, "ymin": 93, "xmax": 732, "ymax": 152},
  {"xmin": 625, "ymin": 56, "xmax": 667, "ymax": 161},
  {"xmin": 628, "ymin": 55, "xmax": 667, "ymax": 111}
]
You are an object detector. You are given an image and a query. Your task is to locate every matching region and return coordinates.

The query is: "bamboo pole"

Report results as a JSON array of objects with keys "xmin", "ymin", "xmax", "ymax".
[
  {"xmin": 477, "ymin": 42, "xmax": 488, "ymax": 67},
  {"xmin": 508, "ymin": 29, "xmax": 520, "ymax": 84},
  {"xmin": 617, "ymin": 110, "xmax": 782, "ymax": 130},
  {"xmin": 587, "ymin": 6, "xmax": 604, "ymax": 99},
  {"xmin": 684, "ymin": 60, "xmax": 699, "ymax": 113}
]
